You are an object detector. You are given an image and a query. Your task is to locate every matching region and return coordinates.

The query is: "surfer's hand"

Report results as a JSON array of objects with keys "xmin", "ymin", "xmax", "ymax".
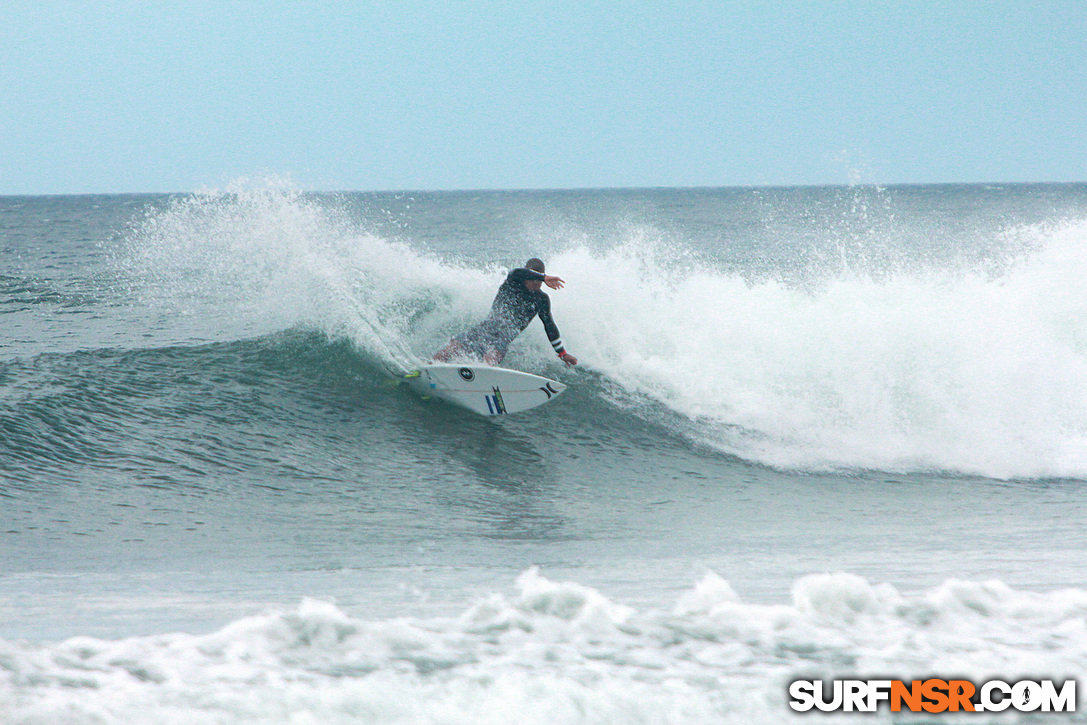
[
  {"xmin": 559, "ymin": 351, "xmax": 578, "ymax": 366},
  {"xmin": 544, "ymin": 275, "xmax": 564, "ymax": 290}
]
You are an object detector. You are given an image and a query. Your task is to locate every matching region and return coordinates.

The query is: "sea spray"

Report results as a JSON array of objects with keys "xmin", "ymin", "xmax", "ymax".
[{"xmin": 117, "ymin": 179, "xmax": 509, "ymax": 371}]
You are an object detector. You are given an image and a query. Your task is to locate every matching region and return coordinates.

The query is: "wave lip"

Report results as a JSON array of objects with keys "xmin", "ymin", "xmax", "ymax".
[{"xmin": 2, "ymin": 569, "xmax": 1084, "ymax": 724}]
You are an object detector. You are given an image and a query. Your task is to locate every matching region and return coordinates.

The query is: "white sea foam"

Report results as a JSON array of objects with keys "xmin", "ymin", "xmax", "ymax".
[
  {"xmin": 2, "ymin": 569, "xmax": 1084, "ymax": 724},
  {"xmin": 554, "ymin": 219, "xmax": 1087, "ymax": 478}
]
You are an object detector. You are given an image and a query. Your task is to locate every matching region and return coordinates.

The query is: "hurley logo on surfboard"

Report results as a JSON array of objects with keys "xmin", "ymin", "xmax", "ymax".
[{"xmin": 538, "ymin": 382, "xmax": 561, "ymax": 399}]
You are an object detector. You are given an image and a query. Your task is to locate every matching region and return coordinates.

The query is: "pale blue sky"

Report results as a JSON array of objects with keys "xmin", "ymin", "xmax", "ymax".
[{"xmin": 2, "ymin": 1, "xmax": 1085, "ymax": 194}]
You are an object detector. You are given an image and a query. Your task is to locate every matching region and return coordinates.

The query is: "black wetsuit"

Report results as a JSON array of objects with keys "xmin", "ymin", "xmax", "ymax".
[{"xmin": 454, "ymin": 268, "xmax": 566, "ymax": 361}]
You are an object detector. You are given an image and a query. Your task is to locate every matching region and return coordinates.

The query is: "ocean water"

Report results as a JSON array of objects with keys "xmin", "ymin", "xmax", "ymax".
[{"xmin": 2, "ymin": 181, "xmax": 1086, "ymax": 723}]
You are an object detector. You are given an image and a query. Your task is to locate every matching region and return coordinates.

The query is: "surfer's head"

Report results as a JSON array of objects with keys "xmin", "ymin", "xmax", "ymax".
[{"xmin": 524, "ymin": 258, "xmax": 546, "ymax": 291}]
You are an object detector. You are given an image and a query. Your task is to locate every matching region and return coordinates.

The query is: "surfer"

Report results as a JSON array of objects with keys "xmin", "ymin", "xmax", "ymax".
[{"xmin": 434, "ymin": 258, "xmax": 578, "ymax": 366}]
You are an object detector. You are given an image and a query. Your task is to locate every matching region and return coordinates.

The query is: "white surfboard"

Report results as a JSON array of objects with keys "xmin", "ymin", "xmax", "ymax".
[{"xmin": 403, "ymin": 363, "xmax": 566, "ymax": 416}]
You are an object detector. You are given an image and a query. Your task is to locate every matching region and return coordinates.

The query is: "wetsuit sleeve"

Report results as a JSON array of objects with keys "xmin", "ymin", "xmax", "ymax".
[{"xmin": 536, "ymin": 293, "xmax": 566, "ymax": 355}]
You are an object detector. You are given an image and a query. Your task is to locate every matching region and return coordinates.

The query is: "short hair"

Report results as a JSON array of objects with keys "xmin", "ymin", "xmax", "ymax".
[{"xmin": 525, "ymin": 258, "xmax": 545, "ymax": 273}]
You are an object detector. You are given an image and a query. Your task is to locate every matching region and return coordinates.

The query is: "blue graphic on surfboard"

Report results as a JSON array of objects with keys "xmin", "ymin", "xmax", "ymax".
[{"xmin": 404, "ymin": 363, "xmax": 566, "ymax": 416}]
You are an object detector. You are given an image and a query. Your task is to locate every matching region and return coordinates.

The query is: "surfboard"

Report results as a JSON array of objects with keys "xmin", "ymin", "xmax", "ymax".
[{"xmin": 403, "ymin": 363, "xmax": 566, "ymax": 416}]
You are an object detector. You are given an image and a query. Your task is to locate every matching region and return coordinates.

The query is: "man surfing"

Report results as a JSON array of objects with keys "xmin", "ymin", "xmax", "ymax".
[{"xmin": 434, "ymin": 258, "xmax": 578, "ymax": 366}]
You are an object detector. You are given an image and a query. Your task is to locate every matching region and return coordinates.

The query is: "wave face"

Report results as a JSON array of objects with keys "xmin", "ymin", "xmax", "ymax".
[
  {"xmin": 5, "ymin": 183, "xmax": 1087, "ymax": 481},
  {"xmin": 3, "ymin": 569, "xmax": 1085, "ymax": 724}
]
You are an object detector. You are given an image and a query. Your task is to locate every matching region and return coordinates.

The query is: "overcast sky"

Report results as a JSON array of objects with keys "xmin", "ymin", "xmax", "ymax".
[{"xmin": 2, "ymin": 1, "xmax": 1085, "ymax": 194}]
